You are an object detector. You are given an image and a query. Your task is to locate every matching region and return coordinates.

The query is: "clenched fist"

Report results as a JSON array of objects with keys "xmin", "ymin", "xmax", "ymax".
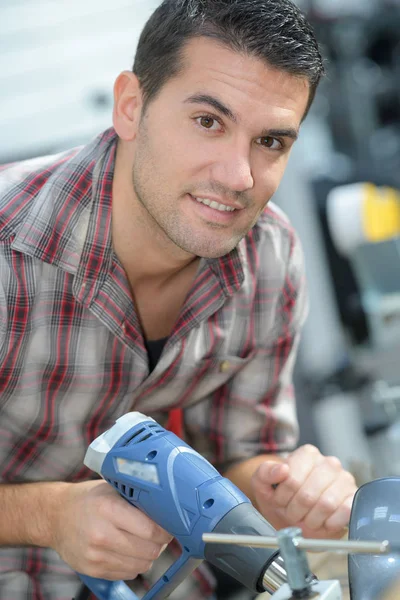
[
  {"xmin": 251, "ymin": 444, "xmax": 357, "ymax": 539},
  {"xmin": 50, "ymin": 480, "xmax": 173, "ymax": 580}
]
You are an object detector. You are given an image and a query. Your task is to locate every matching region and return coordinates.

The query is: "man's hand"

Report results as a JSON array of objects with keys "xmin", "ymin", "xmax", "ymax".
[
  {"xmin": 50, "ymin": 480, "xmax": 173, "ymax": 580},
  {"xmin": 251, "ymin": 445, "xmax": 357, "ymax": 539}
]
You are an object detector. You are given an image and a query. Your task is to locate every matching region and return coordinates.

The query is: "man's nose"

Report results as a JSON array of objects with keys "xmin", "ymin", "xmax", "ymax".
[{"xmin": 211, "ymin": 144, "xmax": 254, "ymax": 193}]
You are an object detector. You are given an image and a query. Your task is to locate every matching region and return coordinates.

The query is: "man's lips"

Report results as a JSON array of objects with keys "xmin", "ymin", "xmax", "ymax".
[
  {"xmin": 189, "ymin": 194, "xmax": 244, "ymax": 213},
  {"xmin": 186, "ymin": 193, "xmax": 243, "ymax": 224}
]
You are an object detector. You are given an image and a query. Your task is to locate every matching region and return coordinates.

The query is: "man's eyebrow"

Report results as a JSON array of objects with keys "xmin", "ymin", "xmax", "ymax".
[
  {"xmin": 261, "ymin": 128, "xmax": 299, "ymax": 141},
  {"xmin": 184, "ymin": 94, "xmax": 238, "ymax": 123}
]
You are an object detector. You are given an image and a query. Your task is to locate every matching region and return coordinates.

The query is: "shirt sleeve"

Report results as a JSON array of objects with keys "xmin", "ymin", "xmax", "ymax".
[{"xmin": 184, "ymin": 226, "xmax": 308, "ymax": 474}]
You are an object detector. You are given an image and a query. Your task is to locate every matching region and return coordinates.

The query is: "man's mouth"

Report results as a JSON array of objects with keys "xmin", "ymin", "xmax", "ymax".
[{"xmin": 192, "ymin": 196, "xmax": 237, "ymax": 213}]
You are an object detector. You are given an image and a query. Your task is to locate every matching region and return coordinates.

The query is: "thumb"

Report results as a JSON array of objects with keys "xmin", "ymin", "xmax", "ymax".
[{"xmin": 256, "ymin": 460, "xmax": 290, "ymax": 486}]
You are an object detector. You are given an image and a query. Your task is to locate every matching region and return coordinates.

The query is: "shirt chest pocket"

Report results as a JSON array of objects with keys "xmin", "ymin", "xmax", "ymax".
[{"xmin": 183, "ymin": 352, "xmax": 255, "ymax": 406}]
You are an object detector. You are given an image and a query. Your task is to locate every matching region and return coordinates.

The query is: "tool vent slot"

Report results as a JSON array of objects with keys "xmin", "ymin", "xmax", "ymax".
[
  {"xmin": 148, "ymin": 423, "xmax": 165, "ymax": 434},
  {"xmin": 120, "ymin": 484, "xmax": 135, "ymax": 498},
  {"xmin": 122, "ymin": 424, "xmax": 165, "ymax": 446},
  {"xmin": 110, "ymin": 481, "xmax": 134, "ymax": 498},
  {"xmin": 122, "ymin": 427, "xmax": 145, "ymax": 446}
]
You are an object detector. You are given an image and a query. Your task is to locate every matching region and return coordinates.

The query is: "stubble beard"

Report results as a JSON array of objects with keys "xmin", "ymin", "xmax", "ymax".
[{"xmin": 132, "ymin": 162, "xmax": 249, "ymax": 260}]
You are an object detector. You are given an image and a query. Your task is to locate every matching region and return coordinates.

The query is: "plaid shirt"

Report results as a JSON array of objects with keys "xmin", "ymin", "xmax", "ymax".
[{"xmin": 0, "ymin": 128, "xmax": 306, "ymax": 600}]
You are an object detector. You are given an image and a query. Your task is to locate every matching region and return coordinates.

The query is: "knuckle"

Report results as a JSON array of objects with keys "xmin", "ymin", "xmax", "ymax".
[
  {"xmin": 94, "ymin": 495, "xmax": 112, "ymax": 518},
  {"xmin": 84, "ymin": 552, "xmax": 97, "ymax": 567},
  {"xmin": 88, "ymin": 528, "xmax": 108, "ymax": 548},
  {"xmin": 318, "ymin": 495, "xmax": 338, "ymax": 513},
  {"xmin": 85, "ymin": 549, "xmax": 103, "ymax": 571},
  {"xmin": 286, "ymin": 477, "xmax": 302, "ymax": 493},
  {"xmin": 325, "ymin": 456, "xmax": 342, "ymax": 470},
  {"xmin": 302, "ymin": 444, "xmax": 320, "ymax": 457},
  {"xmin": 144, "ymin": 523, "xmax": 158, "ymax": 541},
  {"xmin": 297, "ymin": 490, "xmax": 317, "ymax": 509},
  {"xmin": 325, "ymin": 519, "xmax": 344, "ymax": 533}
]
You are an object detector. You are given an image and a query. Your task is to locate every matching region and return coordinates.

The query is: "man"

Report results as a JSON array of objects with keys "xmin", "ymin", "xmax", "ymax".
[{"xmin": 0, "ymin": 0, "xmax": 356, "ymax": 598}]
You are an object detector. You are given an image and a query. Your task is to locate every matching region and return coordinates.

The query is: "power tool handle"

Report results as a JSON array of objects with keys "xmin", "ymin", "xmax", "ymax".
[{"xmin": 78, "ymin": 550, "xmax": 202, "ymax": 600}]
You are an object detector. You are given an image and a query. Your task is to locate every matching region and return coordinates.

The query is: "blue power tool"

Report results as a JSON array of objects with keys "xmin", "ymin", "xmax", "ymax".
[{"xmin": 80, "ymin": 412, "xmax": 288, "ymax": 600}]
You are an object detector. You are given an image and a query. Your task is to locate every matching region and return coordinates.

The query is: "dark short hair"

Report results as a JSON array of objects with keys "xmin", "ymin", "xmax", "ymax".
[{"xmin": 133, "ymin": 0, "xmax": 325, "ymax": 119}]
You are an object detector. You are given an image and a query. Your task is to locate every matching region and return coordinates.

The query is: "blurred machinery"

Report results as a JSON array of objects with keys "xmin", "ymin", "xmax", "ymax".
[
  {"xmin": 276, "ymin": 1, "xmax": 400, "ymax": 485},
  {"xmin": 327, "ymin": 182, "xmax": 400, "ymax": 349}
]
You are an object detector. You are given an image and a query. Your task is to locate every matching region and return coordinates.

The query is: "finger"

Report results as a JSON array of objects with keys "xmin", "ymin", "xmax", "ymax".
[
  {"xmin": 85, "ymin": 548, "xmax": 154, "ymax": 580},
  {"xmin": 271, "ymin": 445, "xmax": 324, "ymax": 508},
  {"xmin": 108, "ymin": 504, "xmax": 173, "ymax": 545},
  {"xmin": 295, "ymin": 521, "xmax": 348, "ymax": 540},
  {"xmin": 324, "ymin": 494, "xmax": 354, "ymax": 533},
  {"xmin": 118, "ymin": 530, "xmax": 169, "ymax": 561},
  {"xmin": 302, "ymin": 472, "xmax": 355, "ymax": 532},
  {"xmin": 284, "ymin": 456, "xmax": 343, "ymax": 525},
  {"xmin": 256, "ymin": 461, "xmax": 290, "ymax": 487},
  {"xmin": 88, "ymin": 524, "xmax": 168, "ymax": 562},
  {"xmin": 252, "ymin": 462, "xmax": 290, "ymax": 503}
]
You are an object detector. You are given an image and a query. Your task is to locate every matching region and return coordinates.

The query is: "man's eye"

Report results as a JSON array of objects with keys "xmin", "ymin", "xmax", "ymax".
[
  {"xmin": 257, "ymin": 137, "xmax": 283, "ymax": 150},
  {"xmin": 197, "ymin": 116, "xmax": 220, "ymax": 130}
]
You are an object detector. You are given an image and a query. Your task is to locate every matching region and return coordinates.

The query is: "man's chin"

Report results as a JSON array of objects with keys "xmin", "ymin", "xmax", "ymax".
[
  {"xmin": 192, "ymin": 244, "xmax": 240, "ymax": 260},
  {"xmin": 170, "ymin": 231, "xmax": 243, "ymax": 260}
]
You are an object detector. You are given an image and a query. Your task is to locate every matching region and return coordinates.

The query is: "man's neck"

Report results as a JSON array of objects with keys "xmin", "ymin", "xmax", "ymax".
[{"xmin": 112, "ymin": 177, "xmax": 201, "ymax": 339}]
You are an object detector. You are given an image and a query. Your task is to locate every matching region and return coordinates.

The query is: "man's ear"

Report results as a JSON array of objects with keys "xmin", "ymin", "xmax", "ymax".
[{"xmin": 112, "ymin": 71, "xmax": 143, "ymax": 141}]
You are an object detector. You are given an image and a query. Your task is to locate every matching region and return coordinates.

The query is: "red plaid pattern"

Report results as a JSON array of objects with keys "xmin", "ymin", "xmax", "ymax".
[{"xmin": 0, "ymin": 128, "xmax": 306, "ymax": 599}]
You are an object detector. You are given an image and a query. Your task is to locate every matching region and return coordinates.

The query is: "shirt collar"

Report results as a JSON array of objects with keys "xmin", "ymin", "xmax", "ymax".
[
  {"xmin": 11, "ymin": 129, "xmax": 116, "ymax": 303},
  {"xmin": 206, "ymin": 247, "xmax": 244, "ymax": 297}
]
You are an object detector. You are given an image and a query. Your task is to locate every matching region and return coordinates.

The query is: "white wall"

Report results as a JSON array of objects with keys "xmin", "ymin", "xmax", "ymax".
[{"xmin": 0, "ymin": 0, "xmax": 161, "ymax": 162}]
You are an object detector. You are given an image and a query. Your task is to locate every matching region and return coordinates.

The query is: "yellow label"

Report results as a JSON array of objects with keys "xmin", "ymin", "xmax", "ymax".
[{"xmin": 362, "ymin": 183, "xmax": 400, "ymax": 242}]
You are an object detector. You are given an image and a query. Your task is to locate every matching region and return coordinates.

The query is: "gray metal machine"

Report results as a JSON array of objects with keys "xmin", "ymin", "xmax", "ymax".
[{"xmin": 206, "ymin": 478, "xmax": 400, "ymax": 599}]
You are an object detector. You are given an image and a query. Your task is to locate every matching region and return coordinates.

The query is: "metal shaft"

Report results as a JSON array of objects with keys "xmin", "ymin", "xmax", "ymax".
[{"xmin": 202, "ymin": 533, "xmax": 395, "ymax": 555}]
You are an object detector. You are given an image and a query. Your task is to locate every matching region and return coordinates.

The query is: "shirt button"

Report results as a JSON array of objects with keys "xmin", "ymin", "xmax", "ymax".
[
  {"xmin": 219, "ymin": 360, "xmax": 231, "ymax": 373},
  {"xmin": 122, "ymin": 321, "xmax": 127, "ymax": 333}
]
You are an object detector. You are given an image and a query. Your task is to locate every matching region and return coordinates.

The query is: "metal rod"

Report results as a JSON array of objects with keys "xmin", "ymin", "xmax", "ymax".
[{"xmin": 202, "ymin": 533, "xmax": 396, "ymax": 555}]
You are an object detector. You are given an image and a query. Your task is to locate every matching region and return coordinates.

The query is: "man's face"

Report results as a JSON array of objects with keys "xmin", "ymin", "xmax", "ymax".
[{"xmin": 130, "ymin": 37, "xmax": 310, "ymax": 259}]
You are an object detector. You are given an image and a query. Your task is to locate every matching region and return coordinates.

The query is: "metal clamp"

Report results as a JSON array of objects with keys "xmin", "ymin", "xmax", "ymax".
[{"xmin": 276, "ymin": 528, "xmax": 316, "ymax": 597}]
